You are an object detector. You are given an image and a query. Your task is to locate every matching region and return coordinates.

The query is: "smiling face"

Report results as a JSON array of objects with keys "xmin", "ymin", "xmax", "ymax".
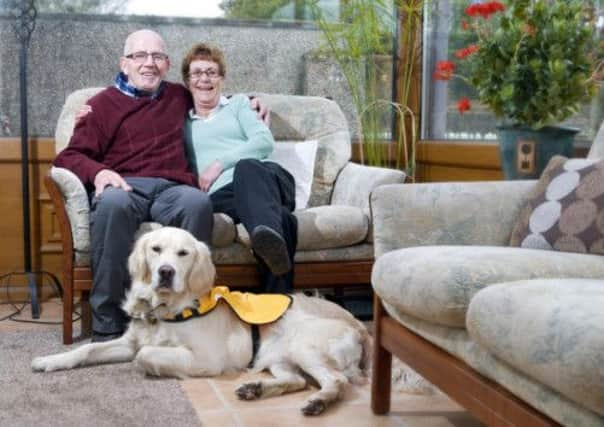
[
  {"xmin": 187, "ymin": 59, "xmax": 224, "ymax": 114},
  {"xmin": 120, "ymin": 29, "xmax": 170, "ymax": 92}
]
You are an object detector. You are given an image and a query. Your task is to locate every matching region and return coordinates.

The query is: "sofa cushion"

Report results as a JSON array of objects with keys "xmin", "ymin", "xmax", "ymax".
[
  {"xmin": 136, "ymin": 215, "xmax": 235, "ymax": 248},
  {"xmin": 54, "ymin": 87, "xmax": 104, "ymax": 153},
  {"xmin": 467, "ymin": 279, "xmax": 604, "ymax": 417},
  {"xmin": 211, "ymin": 242, "xmax": 374, "ymax": 265},
  {"xmin": 50, "ymin": 167, "xmax": 91, "ymax": 260},
  {"xmin": 510, "ymin": 156, "xmax": 604, "ymax": 254},
  {"xmin": 268, "ymin": 140, "xmax": 318, "ymax": 210},
  {"xmin": 381, "ymin": 304, "xmax": 604, "ymax": 426},
  {"xmin": 256, "ymin": 93, "xmax": 351, "ymax": 207},
  {"xmin": 236, "ymin": 205, "xmax": 368, "ymax": 251},
  {"xmin": 72, "ymin": 214, "xmax": 236, "ymax": 267},
  {"xmin": 371, "ymin": 245, "xmax": 604, "ymax": 328}
]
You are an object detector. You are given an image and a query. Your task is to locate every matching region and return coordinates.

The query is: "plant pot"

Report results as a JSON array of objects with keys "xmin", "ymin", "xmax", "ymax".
[{"xmin": 496, "ymin": 125, "xmax": 578, "ymax": 180}]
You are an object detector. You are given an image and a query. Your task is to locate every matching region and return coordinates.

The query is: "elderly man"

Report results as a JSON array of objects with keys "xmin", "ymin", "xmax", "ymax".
[{"xmin": 55, "ymin": 29, "xmax": 264, "ymax": 342}]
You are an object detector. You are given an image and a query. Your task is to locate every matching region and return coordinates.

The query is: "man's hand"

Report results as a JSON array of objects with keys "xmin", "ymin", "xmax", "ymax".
[
  {"xmin": 74, "ymin": 105, "xmax": 92, "ymax": 126},
  {"xmin": 198, "ymin": 161, "xmax": 223, "ymax": 192},
  {"xmin": 93, "ymin": 169, "xmax": 132, "ymax": 196},
  {"xmin": 250, "ymin": 98, "xmax": 270, "ymax": 127}
]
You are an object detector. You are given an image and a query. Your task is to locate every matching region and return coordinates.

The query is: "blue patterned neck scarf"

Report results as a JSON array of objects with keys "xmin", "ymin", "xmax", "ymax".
[{"xmin": 114, "ymin": 72, "xmax": 165, "ymax": 99}]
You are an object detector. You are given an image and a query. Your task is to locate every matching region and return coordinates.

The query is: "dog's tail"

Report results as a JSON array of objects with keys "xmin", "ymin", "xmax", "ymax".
[
  {"xmin": 361, "ymin": 322, "xmax": 437, "ymax": 394},
  {"xmin": 344, "ymin": 321, "xmax": 437, "ymax": 396},
  {"xmin": 358, "ymin": 325, "xmax": 373, "ymax": 374},
  {"xmin": 390, "ymin": 357, "xmax": 439, "ymax": 394}
]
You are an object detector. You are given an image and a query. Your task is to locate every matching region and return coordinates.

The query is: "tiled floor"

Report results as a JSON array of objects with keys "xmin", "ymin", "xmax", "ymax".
[{"xmin": 1, "ymin": 299, "xmax": 484, "ymax": 427}]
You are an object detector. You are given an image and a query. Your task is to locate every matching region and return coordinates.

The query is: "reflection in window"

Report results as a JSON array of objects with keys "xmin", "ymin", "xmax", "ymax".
[
  {"xmin": 222, "ymin": 0, "xmax": 339, "ymax": 21},
  {"xmin": 422, "ymin": 0, "xmax": 604, "ymax": 143},
  {"xmin": 33, "ymin": 0, "xmax": 341, "ymax": 22}
]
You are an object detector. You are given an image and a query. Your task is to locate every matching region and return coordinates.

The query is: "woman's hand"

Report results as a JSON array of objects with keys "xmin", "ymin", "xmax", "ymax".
[
  {"xmin": 250, "ymin": 98, "xmax": 270, "ymax": 127},
  {"xmin": 198, "ymin": 161, "xmax": 223, "ymax": 192},
  {"xmin": 74, "ymin": 105, "xmax": 92, "ymax": 125}
]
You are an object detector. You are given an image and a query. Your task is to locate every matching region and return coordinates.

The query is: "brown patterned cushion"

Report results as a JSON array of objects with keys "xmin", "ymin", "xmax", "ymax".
[{"xmin": 509, "ymin": 155, "xmax": 604, "ymax": 254}]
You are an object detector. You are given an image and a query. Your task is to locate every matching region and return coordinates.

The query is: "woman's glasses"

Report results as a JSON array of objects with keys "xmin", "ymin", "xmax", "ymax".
[{"xmin": 188, "ymin": 68, "xmax": 221, "ymax": 80}]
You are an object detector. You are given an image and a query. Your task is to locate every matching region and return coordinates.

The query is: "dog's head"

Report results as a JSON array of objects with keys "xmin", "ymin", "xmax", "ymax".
[{"xmin": 127, "ymin": 227, "xmax": 215, "ymax": 301}]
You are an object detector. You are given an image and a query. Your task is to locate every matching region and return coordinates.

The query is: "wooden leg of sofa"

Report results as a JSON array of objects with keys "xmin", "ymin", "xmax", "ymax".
[
  {"xmin": 62, "ymin": 279, "xmax": 73, "ymax": 345},
  {"xmin": 371, "ymin": 294, "xmax": 392, "ymax": 414}
]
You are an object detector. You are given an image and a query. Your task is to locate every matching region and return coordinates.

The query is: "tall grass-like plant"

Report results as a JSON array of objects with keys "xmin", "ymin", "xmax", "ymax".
[{"xmin": 311, "ymin": 0, "xmax": 424, "ymax": 178}]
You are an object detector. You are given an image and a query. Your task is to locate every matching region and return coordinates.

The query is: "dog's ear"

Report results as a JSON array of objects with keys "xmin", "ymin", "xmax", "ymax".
[
  {"xmin": 128, "ymin": 232, "xmax": 151, "ymax": 283},
  {"xmin": 187, "ymin": 240, "xmax": 216, "ymax": 295}
]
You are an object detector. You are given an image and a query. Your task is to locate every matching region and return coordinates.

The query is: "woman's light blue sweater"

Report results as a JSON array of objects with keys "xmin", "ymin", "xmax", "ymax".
[{"xmin": 184, "ymin": 94, "xmax": 274, "ymax": 193}]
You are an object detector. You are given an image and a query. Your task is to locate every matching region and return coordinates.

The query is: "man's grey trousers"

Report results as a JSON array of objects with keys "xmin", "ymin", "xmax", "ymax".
[{"xmin": 89, "ymin": 177, "xmax": 213, "ymax": 334}]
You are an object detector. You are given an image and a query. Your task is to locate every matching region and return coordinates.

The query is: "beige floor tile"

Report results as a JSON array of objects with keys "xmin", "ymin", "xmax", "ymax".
[
  {"xmin": 390, "ymin": 394, "xmax": 465, "ymax": 413},
  {"xmin": 236, "ymin": 402, "xmax": 404, "ymax": 427},
  {"xmin": 182, "ymin": 378, "xmax": 227, "ymax": 414},
  {"xmin": 396, "ymin": 412, "xmax": 484, "ymax": 427},
  {"xmin": 208, "ymin": 370, "xmax": 366, "ymax": 413},
  {"xmin": 198, "ymin": 409, "xmax": 240, "ymax": 427}
]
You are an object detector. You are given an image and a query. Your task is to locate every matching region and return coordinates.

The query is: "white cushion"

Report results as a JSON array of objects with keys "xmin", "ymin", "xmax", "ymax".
[{"xmin": 268, "ymin": 140, "xmax": 318, "ymax": 210}]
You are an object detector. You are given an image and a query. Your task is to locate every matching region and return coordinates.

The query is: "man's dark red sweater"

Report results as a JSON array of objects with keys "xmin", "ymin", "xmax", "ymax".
[{"xmin": 54, "ymin": 82, "xmax": 197, "ymax": 188}]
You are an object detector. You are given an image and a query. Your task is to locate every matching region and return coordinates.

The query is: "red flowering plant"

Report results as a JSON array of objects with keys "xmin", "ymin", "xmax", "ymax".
[{"xmin": 434, "ymin": 0, "xmax": 600, "ymax": 129}]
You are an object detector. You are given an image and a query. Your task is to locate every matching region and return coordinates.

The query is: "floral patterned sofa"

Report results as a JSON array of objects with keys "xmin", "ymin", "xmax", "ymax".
[
  {"xmin": 47, "ymin": 89, "xmax": 405, "ymax": 344},
  {"xmin": 370, "ymin": 131, "xmax": 604, "ymax": 426}
]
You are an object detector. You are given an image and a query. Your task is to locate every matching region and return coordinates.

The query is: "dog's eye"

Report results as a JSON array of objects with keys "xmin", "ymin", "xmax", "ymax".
[
  {"xmin": 151, "ymin": 245, "xmax": 161, "ymax": 253},
  {"xmin": 177, "ymin": 250, "xmax": 189, "ymax": 257}
]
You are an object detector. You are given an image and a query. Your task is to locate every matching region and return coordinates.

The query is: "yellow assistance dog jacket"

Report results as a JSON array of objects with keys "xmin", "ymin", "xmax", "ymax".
[{"xmin": 163, "ymin": 286, "xmax": 292, "ymax": 325}]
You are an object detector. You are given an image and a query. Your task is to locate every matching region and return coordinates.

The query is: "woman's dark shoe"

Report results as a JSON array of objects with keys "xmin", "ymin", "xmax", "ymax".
[{"xmin": 250, "ymin": 225, "xmax": 291, "ymax": 276}]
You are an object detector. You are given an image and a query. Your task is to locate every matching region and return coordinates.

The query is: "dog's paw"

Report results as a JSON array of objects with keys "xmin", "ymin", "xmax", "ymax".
[
  {"xmin": 235, "ymin": 382, "xmax": 263, "ymax": 400},
  {"xmin": 31, "ymin": 355, "xmax": 65, "ymax": 372},
  {"xmin": 123, "ymin": 285, "xmax": 155, "ymax": 317},
  {"xmin": 301, "ymin": 398, "xmax": 326, "ymax": 416},
  {"xmin": 31, "ymin": 356, "xmax": 48, "ymax": 372}
]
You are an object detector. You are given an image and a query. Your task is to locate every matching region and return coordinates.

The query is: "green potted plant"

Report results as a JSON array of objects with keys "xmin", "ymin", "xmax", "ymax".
[{"xmin": 434, "ymin": 0, "xmax": 600, "ymax": 179}]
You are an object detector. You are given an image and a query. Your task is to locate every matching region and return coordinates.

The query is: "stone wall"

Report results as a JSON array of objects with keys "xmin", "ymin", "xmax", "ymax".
[{"xmin": 0, "ymin": 13, "xmax": 357, "ymax": 138}]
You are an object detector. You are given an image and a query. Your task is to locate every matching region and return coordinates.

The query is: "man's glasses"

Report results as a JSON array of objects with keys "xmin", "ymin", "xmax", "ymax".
[
  {"xmin": 125, "ymin": 51, "xmax": 169, "ymax": 63},
  {"xmin": 188, "ymin": 68, "xmax": 221, "ymax": 80}
]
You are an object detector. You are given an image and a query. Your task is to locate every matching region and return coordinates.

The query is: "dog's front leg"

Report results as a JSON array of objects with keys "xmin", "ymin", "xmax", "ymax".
[
  {"xmin": 135, "ymin": 345, "xmax": 221, "ymax": 379},
  {"xmin": 32, "ymin": 336, "xmax": 137, "ymax": 373}
]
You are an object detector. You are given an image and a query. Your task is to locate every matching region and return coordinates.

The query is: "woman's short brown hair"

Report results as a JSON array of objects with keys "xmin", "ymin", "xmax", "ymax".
[{"xmin": 181, "ymin": 42, "xmax": 226, "ymax": 83}]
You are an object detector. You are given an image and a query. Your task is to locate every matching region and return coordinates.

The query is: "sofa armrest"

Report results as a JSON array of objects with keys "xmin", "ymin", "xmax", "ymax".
[
  {"xmin": 331, "ymin": 162, "xmax": 406, "ymax": 215},
  {"xmin": 48, "ymin": 166, "xmax": 91, "ymax": 254},
  {"xmin": 371, "ymin": 180, "xmax": 535, "ymax": 258}
]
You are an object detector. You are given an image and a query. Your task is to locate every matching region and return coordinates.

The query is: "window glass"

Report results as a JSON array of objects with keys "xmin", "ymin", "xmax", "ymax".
[
  {"xmin": 422, "ymin": 0, "xmax": 604, "ymax": 143},
  {"xmin": 31, "ymin": 0, "xmax": 340, "ymax": 22}
]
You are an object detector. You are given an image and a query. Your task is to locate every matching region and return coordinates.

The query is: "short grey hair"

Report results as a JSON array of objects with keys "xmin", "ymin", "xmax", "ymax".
[{"xmin": 123, "ymin": 29, "xmax": 166, "ymax": 56}]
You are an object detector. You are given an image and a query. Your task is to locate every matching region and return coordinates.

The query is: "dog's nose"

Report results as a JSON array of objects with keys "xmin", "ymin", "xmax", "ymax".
[{"xmin": 158, "ymin": 265, "xmax": 175, "ymax": 285}]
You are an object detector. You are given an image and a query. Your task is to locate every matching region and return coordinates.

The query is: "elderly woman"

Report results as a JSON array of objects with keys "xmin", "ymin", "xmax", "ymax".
[{"xmin": 182, "ymin": 43, "xmax": 296, "ymax": 294}]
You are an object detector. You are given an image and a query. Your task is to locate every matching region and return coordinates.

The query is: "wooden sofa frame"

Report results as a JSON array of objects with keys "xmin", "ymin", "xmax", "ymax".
[
  {"xmin": 45, "ymin": 174, "xmax": 372, "ymax": 344},
  {"xmin": 370, "ymin": 294, "xmax": 561, "ymax": 427}
]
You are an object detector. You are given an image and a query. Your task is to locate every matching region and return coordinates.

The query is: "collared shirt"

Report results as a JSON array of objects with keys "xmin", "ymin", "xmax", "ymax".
[
  {"xmin": 114, "ymin": 72, "xmax": 165, "ymax": 99},
  {"xmin": 188, "ymin": 96, "xmax": 230, "ymax": 122}
]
